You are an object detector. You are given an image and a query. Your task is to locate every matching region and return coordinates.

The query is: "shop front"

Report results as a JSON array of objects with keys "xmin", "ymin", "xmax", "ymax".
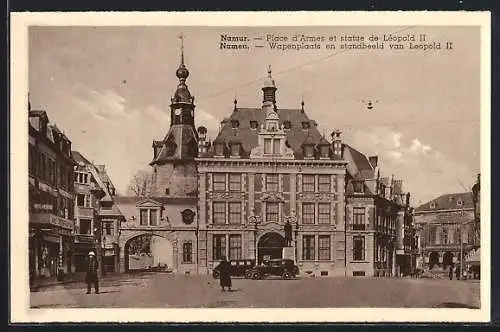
[{"xmin": 29, "ymin": 213, "xmax": 75, "ymax": 279}]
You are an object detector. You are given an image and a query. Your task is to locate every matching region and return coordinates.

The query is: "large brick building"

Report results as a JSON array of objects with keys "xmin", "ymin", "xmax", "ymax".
[{"xmin": 197, "ymin": 67, "xmax": 347, "ymax": 277}]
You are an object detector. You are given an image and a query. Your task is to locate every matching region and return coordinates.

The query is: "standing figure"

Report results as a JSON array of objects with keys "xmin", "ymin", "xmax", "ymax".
[
  {"xmin": 448, "ymin": 265, "xmax": 454, "ymax": 280},
  {"xmin": 85, "ymin": 251, "xmax": 99, "ymax": 294},
  {"xmin": 218, "ymin": 256, "xmax": 232, "ymax": 292}
]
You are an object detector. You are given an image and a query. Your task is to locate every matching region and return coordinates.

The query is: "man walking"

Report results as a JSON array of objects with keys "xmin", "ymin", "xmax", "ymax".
[
  {"xmin": 218, "ymin": 256, "xmax": 232, "ymax": 292},
  {"xmin": 85, "ymin": 251, "xmax": 99, "ymax": 294}
]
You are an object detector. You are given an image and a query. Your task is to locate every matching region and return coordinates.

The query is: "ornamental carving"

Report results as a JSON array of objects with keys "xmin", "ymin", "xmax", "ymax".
[
  {"xmin": 261, "ymin": 192, "xmax": 285, "ymax": 202},
  {"xmin": 208, "ymin": 192, "xmax": 246, "ymax": 200},
  {"xmin": 298, "ymin": 192, "xmax": 336, "ymax": 201}
]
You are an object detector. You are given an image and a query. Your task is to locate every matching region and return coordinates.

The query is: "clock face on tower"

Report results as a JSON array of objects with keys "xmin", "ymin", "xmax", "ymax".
[{"xmin": 175, "ymin": 108, "xmax": 181, "ymax": 116}]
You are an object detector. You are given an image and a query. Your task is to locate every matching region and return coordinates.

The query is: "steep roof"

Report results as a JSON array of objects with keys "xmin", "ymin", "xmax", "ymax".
[
  {"xmin": 343, "ymin": 143, "xmax": 374, "ymax": 179},
  {"xmin": 150, "ymin": 124, "xmax": 198, "ymax": 164},
  {"xmin": 415, "ymin": 192, "xmax": 474, "ymax": 212},
  {"xmin": 71, "ymin": 151, "xmax": 91, "ymax": 165},
  {"xmin": 207, "ymin": 107, "xmax": 323, "ymax": 159}
]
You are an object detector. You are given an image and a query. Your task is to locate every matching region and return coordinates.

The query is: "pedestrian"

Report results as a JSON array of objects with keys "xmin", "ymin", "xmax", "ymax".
[
  {"xmin": 448, "ymin": 265, "xmax": 453, "ymax": 280},
  {"xmin": 455, "ymin": 265, "xmax": 460, "ymax": 280},
  {"xmin": 85, "ymin": 251, "xmax": 99, "ymax": 294},
  {"xmin": 218, "ymin": 256, "xmax": 232, "ymax": 292}
]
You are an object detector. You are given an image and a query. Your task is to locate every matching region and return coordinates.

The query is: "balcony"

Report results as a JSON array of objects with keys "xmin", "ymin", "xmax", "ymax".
[{"xmin": 351, "ymin": 224, "xmax": 366, "ymax": 231}]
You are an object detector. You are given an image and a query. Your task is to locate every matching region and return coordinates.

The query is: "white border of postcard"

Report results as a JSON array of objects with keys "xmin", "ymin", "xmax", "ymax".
[{"xmin": 10, "ymin": 11, "xmax": 491, "ymax": 323}]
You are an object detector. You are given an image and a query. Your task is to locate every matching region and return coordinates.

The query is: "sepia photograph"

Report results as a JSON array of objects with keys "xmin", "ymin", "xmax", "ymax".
[{"xmin": 10, "ymin": 11, "xmax": 490, "ymax": 323}]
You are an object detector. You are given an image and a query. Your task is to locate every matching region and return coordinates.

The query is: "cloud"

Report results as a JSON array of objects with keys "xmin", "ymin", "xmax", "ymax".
[
  {"xmin": 409, "ymin": 138, "xmax": 432, "ymax": 154},
  {"xmin": 345, "ymin": 127, "xmax": 476, "ymax": 204},
  {"xmin": 71, "ymin": 87, "xmax": 126, "ymax": 123}
]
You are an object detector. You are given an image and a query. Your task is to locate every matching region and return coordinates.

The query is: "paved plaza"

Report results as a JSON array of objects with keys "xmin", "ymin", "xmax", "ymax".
[{"xmin": 30, "ymin": 273, "xmax": 481, "ymax": 309}]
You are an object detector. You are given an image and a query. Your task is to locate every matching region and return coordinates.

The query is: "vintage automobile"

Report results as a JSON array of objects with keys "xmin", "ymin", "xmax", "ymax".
[
  {"xmin": 212, "ymin": 259, "xmax": 256, "ymax": 279},
  {"xmin": 250, "ymin": 258, "xmax": 299, "ymax": 280}
]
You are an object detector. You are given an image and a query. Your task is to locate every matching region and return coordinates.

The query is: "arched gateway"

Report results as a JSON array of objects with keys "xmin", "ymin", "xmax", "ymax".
[
  {"xmin": 257, "ymin": 232, "xmax": 286, "ymax": 264},
  {"xmin": 124, "ymin": 234, "xmax": 174, "ymax": 272}
]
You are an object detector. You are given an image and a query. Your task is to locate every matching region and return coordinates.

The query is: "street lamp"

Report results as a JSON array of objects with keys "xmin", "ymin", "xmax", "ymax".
[
  {"xmin": 90, "ymin": 181, "xmax": 106, "ymax": 276},
  {"xmin": 249, "ymin": 211, "xmax": 258, "ymax": 262}
]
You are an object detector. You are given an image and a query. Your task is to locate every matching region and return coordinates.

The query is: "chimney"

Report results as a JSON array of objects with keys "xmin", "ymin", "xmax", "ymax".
[
  {"xmin": 331, "ymin": 129, "xmax": 343, "ymax": 159},
  {"xmin": 369, "ymin": 156, "xmax": 378, "ymax": 168},
  {"xmin": 197, "ymin": 126, "xmax": 208, "ymax": 154}
]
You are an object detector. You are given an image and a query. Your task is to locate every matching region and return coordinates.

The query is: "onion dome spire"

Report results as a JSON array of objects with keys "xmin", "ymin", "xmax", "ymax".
[{"xmin": 172, "ymin": 34, "xmax": 193, "ymax": 104}]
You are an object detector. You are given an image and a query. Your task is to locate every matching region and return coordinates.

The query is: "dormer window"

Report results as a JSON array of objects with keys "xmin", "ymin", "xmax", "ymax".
[
  {"xmin": 231, "ymin": 120, "xmax": 239, "ymax": 129},
  {"xmin": 214, "ymin": 142, "xmax": 225, "ymax": 156},
  {"xmin": 267, "ymin": 122, "xmax": 278, "ymax": 131},
  {"xmin": 430, "ymin": 202, "xmax": 436, "ymax": 209},
  {"xmin": 139, "ymin": 208, "xmax": 159, "ymax": 226},
  {"xmin": 457, "ymin": 199, "xmax": 463, "ymax": 207},
  {"xmin": 283, "ymin": 121, "xmax": 292, "ymax": 129},
  {"xmin": 320, "ymin": 145, "xmax": 329, "ymax": 158},
  {"xmin": 303, "ymin": 145, "xmax": 314, "ymax": 158},
  {"xmin": 229, "ymin": 141, "xmax": 241, "ymax": 157},
  {"xmin": 302, "ymin": 122, "xmax": 310, "ymax": 130},
  {"xmin": 353, "ymin": 181, "xmax": 364, "ymax": 193},
  {"xmin": 264, "ymin": 138, "xmax": 280, "ymax": 155},
  {"xmin": 250, "ymin": 121, "xmax": 258, "ymax": 130}
]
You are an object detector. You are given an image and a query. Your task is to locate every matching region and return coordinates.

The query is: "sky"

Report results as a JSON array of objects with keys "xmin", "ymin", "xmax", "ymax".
[{"xmin": 28, "ymin": 26, "xmax": 480, "ymax": 205}]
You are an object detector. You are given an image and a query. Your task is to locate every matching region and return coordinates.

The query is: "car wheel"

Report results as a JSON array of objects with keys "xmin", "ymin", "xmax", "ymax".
[
  {"xmin": 252, "ymin": 271, "xmax": 261, "ymax": 280},
  {"xmin": 245, "ymin": 269, "xmax": 253, "ymax": 279},
  {"xmin": 212, "ymin": 270, "xmax": 220, "ymax": 279},
  {"xmin": 282, "ymin": 271, "xmax": 292, "ymax": 280}
]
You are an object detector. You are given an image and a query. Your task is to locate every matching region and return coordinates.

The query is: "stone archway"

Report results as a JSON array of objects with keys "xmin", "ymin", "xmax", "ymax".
[
  {"xmin": 429, "ymin": 251, "xmax": 439, "ymax": 269},
  {"xmin": 124, "ymin": 234, "xmax": 174, "ymax": 272},
  {"xmin": 257, "ymin": 232, "xmax": 286, "ymax": 264}
]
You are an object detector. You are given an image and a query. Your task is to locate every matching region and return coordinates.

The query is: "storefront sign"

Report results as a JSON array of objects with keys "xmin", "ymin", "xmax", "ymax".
[
  {"xmin": 30, "ymin": 213, "xmax": 74, "ymax": 232},
  {"xmin": 33, "ymin": 203, "xmax": 53, "ymax": 212}
]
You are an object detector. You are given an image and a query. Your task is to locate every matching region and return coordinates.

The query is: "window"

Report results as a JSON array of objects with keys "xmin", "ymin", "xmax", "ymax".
[
  {"xmin": 183, "ymin": 242, "xmax": 193, "ymax": 263},
  {"xmin": 76, "ymin": 193, "xmax": 92, "ymax": 208},
  {"xmin": 266, "ymin": 203, "xmax": 279, "ymax": 222},
  {"xmin": 250, "ymin": 121, "xmax": 258, "ymax": 129},
  {"xmin": 149, "ymin": 209, "xmax": 158, "ymax": 226},
  {"xmin": 353, "ymin": 236, "xmax": 365, "ymax": 261},
  {"xmin": 353, "ymin": 207, "xmax": 365, "ymax": 230},
  {"xmin": 104, "ymin": 222, "xmax": 113, "ymax": 236},
  {"xmin": 318, "ymin": 203, "xmax": 331, "ymax": 224},
  {"xmin": 302, "ymin": 203, "xmax": 315, "ymax": 224},
  {"xmin": 74, "ymin": 171, "xmax": 89, "ymax": 184},
  {"xmin": 229, "ymin": 235, "xmax": 242, "ymax": 260},
  {"xmin": 213, "ymin": 174, "xmax": 226, "ymax": 192},
  {"xmin": 264, "ymin": 139, "xmax": 272, "ymax": 154},
  {"xmin": 302, "ymin": 175, "xmax": 315, "ymax": 192},
  {"xmin": 318, "ymin": 175, "xmax": 331, "ymax": 192},
  {"xmin": 441, "ymin": 228, "xmax": 449, "ymax": 245},
  {"xmin": 79, "ymin": 219, "xmax": 91, "ymax": 235},
  {"xmin": 457, "ymin": 199, "xmax": 463, "ymax": 207},
  {"xmin": 229, "ymin": 202, "xmax": 242, "ymax": 224},
  {"xmin": 140, "ymin": 209, "xmax": 148, "ymax": 226},
  {"xmin": 318, "ymin": 235, "xmax": 331, "ymax": 260},
  {"xmin": 273, "ymin": 139, "xmax": 280, "ymax": 154},
  {"xmin": 213, "ymin": 235, "xmax": 226, "ymax": 260},
  {"xmin": 229, "ymin": 174, "xmax": 241, "ymax": 192},
  {"xmin": 266, "ymin": 174, "xmax": 279, "ymax": 192},
  {"xmin": 283, "ymin": 121, "xmax": 292, "ymax": 129},
  {"xmin": 213, "ymin": 202, "xmax": 226, "ymax": 224},
  {"xmin": 302, "ymin": 121, "xmax": 310, "ymax": 130},
  {"xmin": 303, "ymin": 235, "xmax": 315, "ymax": 260}
]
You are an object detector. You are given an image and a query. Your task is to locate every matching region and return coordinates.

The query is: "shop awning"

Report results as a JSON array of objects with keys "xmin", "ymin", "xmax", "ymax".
[{"xmin": 466, "ymin": 248, "xmax": 480, "ymax": 264}]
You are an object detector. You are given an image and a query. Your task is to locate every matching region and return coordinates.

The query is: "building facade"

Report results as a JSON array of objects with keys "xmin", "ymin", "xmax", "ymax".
[
  {"xmin": 29, "ymin": 108, "xmax": 75, "ymax": 279},
  {"xmin": 343, "ymin": 147, "xmax": 412, "ymax": 277},
  {"xmin": 72, "ymin": 151, "xmax": 122, "ymax": 273},
  {"xmin": 414, "ymin": 193, "xmax": 475, "ymax": 270},
  {"xmin": 197, "ymin": 67, "xmax": 347, "ymax": 277},
  {"xmin": 115, "ymin": 49, "xmax": 199, "ymax": 275}
]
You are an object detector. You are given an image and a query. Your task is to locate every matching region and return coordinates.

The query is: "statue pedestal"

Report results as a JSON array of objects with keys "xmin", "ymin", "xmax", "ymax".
[{"xmin": 283, "ymin": 246, "xmax": 295, "ymax": 261}]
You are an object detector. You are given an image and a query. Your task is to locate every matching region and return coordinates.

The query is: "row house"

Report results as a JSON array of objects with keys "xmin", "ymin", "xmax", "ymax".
[
  {"xmin": 72, "ymin": 151, "xmax": 122, "ymax": 273},
  {"xmin": 28, "ymin": 108, "xmax": 75, "ymax": 279},
  {"xmin": 343, "ymin": 147, "xmax": 413, "ymax": 277}
]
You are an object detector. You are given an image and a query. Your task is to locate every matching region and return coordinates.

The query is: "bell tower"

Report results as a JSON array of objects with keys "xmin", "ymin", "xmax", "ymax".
[{"xmin": 150, "ymin": 35, "xmax": 199, "ymax": 197}]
